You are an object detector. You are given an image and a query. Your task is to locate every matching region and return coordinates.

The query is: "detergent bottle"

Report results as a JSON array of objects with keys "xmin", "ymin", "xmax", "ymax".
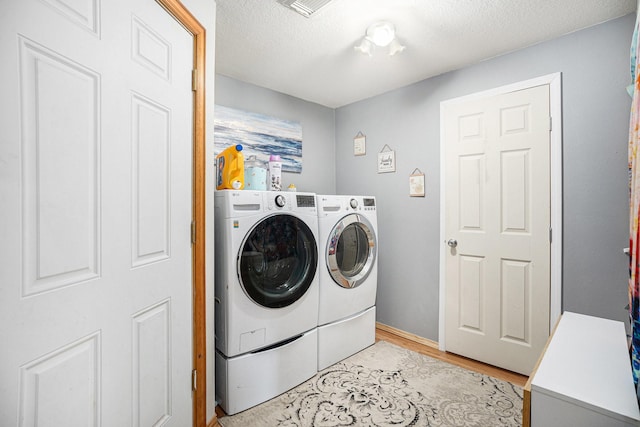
[
  {"xmin": 268, "ymin": 154, "xmax": 282, "ymax": 191},
  {"xmin": 216, "ymin": 144, "xmax": 245, "ymax": 190}
]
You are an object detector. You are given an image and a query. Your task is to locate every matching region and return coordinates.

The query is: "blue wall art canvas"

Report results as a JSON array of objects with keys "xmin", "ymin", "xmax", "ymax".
[{"xmin": 214, "ymin": 105, "xmax": 302, "ymax": 173}]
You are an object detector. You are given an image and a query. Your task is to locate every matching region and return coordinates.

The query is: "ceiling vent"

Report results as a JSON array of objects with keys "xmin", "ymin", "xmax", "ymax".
[{"xmin": 276, "ymin": 0, "xmax": 334, "ymax": 18}]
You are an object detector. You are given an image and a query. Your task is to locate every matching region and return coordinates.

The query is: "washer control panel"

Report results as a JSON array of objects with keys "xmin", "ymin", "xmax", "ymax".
[{"xmin": 274, "ymin": 194, "xmax": 286, "ymax": 208}]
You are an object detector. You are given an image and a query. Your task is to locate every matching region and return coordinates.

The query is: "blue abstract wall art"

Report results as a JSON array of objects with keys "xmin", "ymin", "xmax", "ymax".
[{"xmin": 214, "ymin": 105, "xmax": 302, "ymax": 173}]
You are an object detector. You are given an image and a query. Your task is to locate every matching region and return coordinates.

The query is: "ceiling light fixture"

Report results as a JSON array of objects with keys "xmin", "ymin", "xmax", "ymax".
[{"xmin": 354, "ymin": 21, "xmax": 405, "ymax": 57}]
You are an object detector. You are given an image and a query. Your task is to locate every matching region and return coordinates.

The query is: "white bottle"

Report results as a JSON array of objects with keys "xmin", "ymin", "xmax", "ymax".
[{"xmin": 268, "ymin": 155, "xmax": 282, "ymax": 191}]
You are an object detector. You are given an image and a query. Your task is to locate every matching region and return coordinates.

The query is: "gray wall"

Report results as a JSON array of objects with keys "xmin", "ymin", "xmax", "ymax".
[
  {"xmin": 335, "ymin": 13, "xmax": 635, "ymax": 340},
  {"xmin": 215, "ymin": 13, "xmax": 635, "ymax": 342},
  {"xmin": 214, "ymin": 75, "xmax": 336, "ymax": 195}
]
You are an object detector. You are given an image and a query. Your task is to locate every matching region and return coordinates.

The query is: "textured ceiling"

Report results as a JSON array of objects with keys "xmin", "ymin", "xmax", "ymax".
[{"xmin": 215, "ymin": 0, "xmax": 636, "ymax": 108}]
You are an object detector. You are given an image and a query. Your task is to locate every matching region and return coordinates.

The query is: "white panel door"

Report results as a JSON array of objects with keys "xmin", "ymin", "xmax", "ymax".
[
  {"xmin": 0, "ymin": 0, "xmax": 194, "ymax": 425},
  {"xmin": 443, "ymin": 85, "xmax": 551, "ymax": 375}
]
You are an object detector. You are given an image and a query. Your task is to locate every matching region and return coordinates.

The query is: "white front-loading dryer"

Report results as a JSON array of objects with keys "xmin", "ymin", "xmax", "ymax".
[
  {"xmin": 316, "ymin": 195, "xmax": 378, "ymax": 370},
  {"xmin": 214, "ymin": 190, "xmax": 319, "ymax": 415}
]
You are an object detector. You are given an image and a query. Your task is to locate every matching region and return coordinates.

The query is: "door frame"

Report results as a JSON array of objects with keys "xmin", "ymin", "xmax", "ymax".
[
  {"xmin": 154, "ymin": 1, "xmax": 207, "ymax": 426},
  {"xmin": 438, "ymin": 72, "xmax": 562, "ymax": 351}
]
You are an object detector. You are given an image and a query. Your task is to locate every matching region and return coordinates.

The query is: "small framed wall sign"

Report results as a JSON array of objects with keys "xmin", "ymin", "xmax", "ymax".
[
  {"xmin": 409, "ymin": 168, "xmax": 425, "ymax": 197},
  {"xmin": 353, "ymin": 131, "xmax": 366, "ymax": 156},
  {"xmin": 377, "ymin": 144, "xmax": 396, "ymax": 173}
]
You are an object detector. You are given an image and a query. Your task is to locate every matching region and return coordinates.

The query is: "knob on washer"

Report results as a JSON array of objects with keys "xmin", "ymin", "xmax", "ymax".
[
  {"xmin": 275, "ymin": 194, "xmax": 286, "ymax": 208},
  {"xmin": 350, "ymin": 199, "xmax": 358, "ymax": 209}
]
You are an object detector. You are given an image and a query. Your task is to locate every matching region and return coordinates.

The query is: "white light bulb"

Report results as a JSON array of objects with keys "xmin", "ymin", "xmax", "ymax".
[
  {"xmin": 354, "ymin": 38, "xmax": 373, "ymax": 56},
  {"xmin": 366, "ymin": 22, "xmax": 395, "ymax": 47},
  {"xmin": 388, "ymin": 38, "xmax": 405, "ymax": 56}
]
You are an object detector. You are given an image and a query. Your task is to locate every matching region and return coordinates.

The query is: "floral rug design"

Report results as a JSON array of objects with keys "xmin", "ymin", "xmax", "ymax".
[{"xmin": 218, "ymin": 341, "xmax": 523, "ymax": 427}]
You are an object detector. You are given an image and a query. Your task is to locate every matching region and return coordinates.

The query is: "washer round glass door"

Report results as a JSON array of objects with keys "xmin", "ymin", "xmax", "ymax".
[
  {"xmin": 238, "ymin": 214, "xmax": 318, "ymax": 308},
  {"xmin": 327, "ymin": 214, "xmax": 376, "ymax": 289}
]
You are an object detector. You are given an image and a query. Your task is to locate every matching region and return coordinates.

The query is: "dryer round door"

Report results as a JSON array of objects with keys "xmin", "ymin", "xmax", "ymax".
[
  {"xmin": 238, "ymin": 213, "xmax": 318, "ymax": 308},
  {"xmin": 326, "ymin": 214, "xmax": 377, "ymax": 289}
]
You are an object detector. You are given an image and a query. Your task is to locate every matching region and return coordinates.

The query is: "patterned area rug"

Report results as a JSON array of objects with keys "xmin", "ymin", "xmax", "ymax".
[{"xmin": 218, "ymin": 340, "xmax": 523, "ymax": 427}]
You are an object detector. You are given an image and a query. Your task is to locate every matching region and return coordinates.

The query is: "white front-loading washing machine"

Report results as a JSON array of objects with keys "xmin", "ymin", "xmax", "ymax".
[
  {"xmin": 214, "ymin": 190, "xmax": 319, "ymax": 415},
  {"xmin": 316, "ymin": 195, "xmax": 378, "ymax": 370}
]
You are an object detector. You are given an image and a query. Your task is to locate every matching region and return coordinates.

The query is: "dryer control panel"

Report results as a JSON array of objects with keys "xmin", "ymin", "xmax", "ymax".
[{"xmin": 361, "ymin": 197, "xmax": 376, "ymax": 211}]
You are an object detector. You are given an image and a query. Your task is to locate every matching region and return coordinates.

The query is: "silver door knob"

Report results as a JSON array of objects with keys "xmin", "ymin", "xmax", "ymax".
[{"xmin": 447, "ymin": 239, "xmax": 457, "ymax": 248}]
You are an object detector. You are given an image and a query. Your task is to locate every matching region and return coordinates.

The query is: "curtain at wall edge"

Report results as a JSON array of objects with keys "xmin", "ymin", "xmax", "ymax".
[{"xmin": 628, "ymin": 12, "xmax": 640, "ymax": 392}]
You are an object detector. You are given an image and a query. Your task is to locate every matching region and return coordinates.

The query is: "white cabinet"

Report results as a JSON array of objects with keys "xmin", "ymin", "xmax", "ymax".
[{"xmin": 524, "ymin": 312, "xmax": 640, "ymax": 427}]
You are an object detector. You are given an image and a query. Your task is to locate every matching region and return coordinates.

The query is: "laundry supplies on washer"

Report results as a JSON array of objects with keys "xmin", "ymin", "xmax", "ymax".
[
  {"xmin": 268, "ymin": 154, "xmax": 282, "ymax": 191},
  {"xmin": 244, "ymin": 155, "xmax": 268, "ymax": 191},
  {"xmin": 216, "ymin": 144, "xmax": 244, "ymax": 190}
]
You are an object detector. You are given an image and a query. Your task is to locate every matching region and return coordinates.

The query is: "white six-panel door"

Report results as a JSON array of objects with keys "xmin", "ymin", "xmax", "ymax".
[
  {"xmin": 0, "ymin": 0, "xmax": 194, "ymax": 425},
  {"xmin": 443, "ymin": 85, "xmax": 551, "ymax": 375}
]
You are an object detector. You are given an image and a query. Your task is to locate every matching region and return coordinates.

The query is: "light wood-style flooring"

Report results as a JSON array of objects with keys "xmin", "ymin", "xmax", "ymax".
[
  {"xmin": 210, "ymin": 326, "xmax": 528, "ymax": 426},
  {"xmin": 375, "ymin": 327, "xmax": 528, "ymax": 388}
]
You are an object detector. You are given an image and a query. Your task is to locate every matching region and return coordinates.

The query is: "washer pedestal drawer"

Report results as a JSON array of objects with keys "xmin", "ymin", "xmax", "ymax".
[
  {"xmin": 216, "ymin": 328, "xmax": 318, "ymax": 415},
  {"xmin": 318, "ymin": 306, "xmax": 376, "ymax": 371}
]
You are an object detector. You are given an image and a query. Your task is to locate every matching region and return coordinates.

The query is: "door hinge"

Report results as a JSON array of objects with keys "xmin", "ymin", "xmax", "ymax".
[
  {"xmin": 191, "ymin": 69, "xmax": 198, "ymax": 92},
  {"xmin": 191, "ymin": 221, "xmax": 196, "ymax": 245},
  {"xmin": 549, "ymin": 227, "xmax": 552, "ymax": 243},
  {"xmin": 549, "ymin": 116, "xmax": 552, "ymax": 131},
  {"xmin": 192, "ymin": 369, "xmax": 197, "ymax": 391}
]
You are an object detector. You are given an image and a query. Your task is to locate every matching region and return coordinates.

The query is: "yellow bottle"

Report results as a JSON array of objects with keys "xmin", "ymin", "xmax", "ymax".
[{"xmin": 216, "ymin": 144, "xmax": 245, "ymax": 190}]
